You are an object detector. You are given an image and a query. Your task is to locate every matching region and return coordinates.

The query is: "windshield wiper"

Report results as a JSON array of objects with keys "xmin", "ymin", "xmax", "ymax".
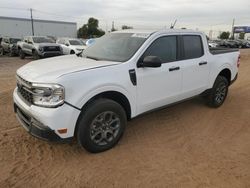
[{"xmin": 85, "ymin": 56, "xmax": 100, "ymax": 61}]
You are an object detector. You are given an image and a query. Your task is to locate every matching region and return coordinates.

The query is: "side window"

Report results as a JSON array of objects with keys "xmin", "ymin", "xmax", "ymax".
[
  {"xmin": 183, "ymin": 35, "xmax": 203, "ymax": 59},
  {"xmin": 143, "ymin": 36, "xmax": 177, "ymax": 63}
]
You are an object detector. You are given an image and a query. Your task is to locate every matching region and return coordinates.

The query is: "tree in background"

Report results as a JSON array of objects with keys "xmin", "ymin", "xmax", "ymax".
[
  {"xmin": 218, "ymin": 31, "xmax": 230, "ymax": 39},
  {"xmin": 239, "ymin": 32, "xmax": 245, "ymax": 40},
  {"xmin": 122, "ymin": 25, "xmax": 133, "ymax": 30},
  {"xmin": 77, "ymin": 17, "xmax": 105, "ymax": 38}
]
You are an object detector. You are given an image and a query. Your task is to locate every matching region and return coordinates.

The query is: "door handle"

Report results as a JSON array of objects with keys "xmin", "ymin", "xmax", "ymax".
[
  {"xmin": 169, "ymin": 66, "xmax": 180, "ymax": 72},
  {"xmin": 199, "ymin": 61, "xmax": 207, "ymax": 66}
]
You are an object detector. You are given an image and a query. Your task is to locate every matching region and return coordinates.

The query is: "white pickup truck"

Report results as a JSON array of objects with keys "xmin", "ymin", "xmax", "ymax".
[{"xmin": 13, "ymin": 29, "xmax": 240, "ymax": 153}]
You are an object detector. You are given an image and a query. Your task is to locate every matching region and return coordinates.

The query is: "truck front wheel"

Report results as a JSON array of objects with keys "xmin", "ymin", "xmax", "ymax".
[
  {"xmin": 32, "ymin": 50, "xmax": 40, "ymax": 60},
  {"xmin": 77, "ymin": 99, "xmax": 127, "ymax": 153},
  {"xmin": 19, "ymin": 50, "xmax": 25, "ymax": 59},
  {"xmin": 207, "ymin": 76, "xmax": 229, "ymax": 108}
]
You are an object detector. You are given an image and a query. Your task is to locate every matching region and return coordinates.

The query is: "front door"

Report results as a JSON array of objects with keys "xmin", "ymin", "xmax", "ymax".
[{"xmin": 136, "ymin": 35, "xmax": 182, "ymax": 114}]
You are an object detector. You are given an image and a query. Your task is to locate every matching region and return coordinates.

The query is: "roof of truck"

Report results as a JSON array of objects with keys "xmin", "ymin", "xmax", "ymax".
[{"xmin": 114, "ymin": 29, "xmax": 203, "ymax": 35}]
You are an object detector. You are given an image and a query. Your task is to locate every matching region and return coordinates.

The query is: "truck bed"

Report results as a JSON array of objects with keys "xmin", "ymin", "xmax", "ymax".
[{"xmin": 209, "ymin": 47, "xmax": 239, "ymax": 55}]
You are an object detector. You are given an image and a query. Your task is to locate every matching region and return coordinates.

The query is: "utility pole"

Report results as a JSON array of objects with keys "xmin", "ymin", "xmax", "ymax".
[
  {"xmin": 231, "ymin": 18, "xmax": 235, "ymax": 39},
  {"xmin": 30, "ymin": 8, "xmax": 34, "ymax": 36},
  {"xmin": 112, "ymin": 21, "xmax": 114, "ymax": 31}
]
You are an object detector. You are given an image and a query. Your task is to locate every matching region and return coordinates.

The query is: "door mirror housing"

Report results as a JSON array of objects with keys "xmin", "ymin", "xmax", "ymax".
[
  {"xmin": 65, "ymin": 43, "xmax": 69, "ymax": 46},
  {"xmin": 28, "ymin": 41, "xmax": 33, "ymax": 44},
  {"xmin": 138, "ymin": 56, "xmax": 162, "ymax": 68}
]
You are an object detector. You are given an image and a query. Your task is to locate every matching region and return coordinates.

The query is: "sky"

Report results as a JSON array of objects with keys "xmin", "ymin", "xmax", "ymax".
[{"xmin": 0, "ymin": 0, "xmax": 250, "ymax": 37}]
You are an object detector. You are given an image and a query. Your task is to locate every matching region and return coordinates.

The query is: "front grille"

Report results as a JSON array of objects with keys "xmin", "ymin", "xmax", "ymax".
[
  {"xmin": 44, "ymin": 46, "xmax": 60, "ymax": 52},
  {"xmin": 16, "ymin": 75, "xmax": 33, "ymax": 104},
  {"xmin": 18, "ymin": 86, "xmax": 33, "ymax": 104}
]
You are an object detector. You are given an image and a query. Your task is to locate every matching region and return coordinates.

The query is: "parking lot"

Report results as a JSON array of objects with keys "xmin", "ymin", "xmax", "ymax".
[{"xmin": 0, "ymin": 50, "xmax": 250, "ymax": 187}]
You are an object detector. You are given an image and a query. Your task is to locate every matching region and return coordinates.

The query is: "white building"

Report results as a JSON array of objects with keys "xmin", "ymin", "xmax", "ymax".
[{"xmin": 0, "ymin": 16, "xmax": 77, "ymax": 38}]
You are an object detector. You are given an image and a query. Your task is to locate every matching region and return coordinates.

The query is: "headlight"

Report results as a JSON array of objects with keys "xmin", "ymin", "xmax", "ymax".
[{"xmin": 31, "ymin": 83, "xmax": 64, "ymax": 107}]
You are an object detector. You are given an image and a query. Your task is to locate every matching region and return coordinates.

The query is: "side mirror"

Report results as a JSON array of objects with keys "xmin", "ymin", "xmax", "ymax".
[
  {"xmin": 28, "ymin": 41, "xmax": 33, "ymax": 44},
  {"xmin": 24, "ymin": 40, "xmax": 28, "ymax": 43},
  {"xmin": 65, "ymin": 43, "xmax": 69, "ymax": 46},
  {"xmin": 138, "ymin": 56, "xmax": 162, "ymax": 68}
]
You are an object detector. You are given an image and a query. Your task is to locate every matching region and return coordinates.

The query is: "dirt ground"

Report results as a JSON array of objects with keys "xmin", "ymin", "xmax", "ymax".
[{"xmin": 0, "ymin": 50, "xmax": 250, "ymax": 188}]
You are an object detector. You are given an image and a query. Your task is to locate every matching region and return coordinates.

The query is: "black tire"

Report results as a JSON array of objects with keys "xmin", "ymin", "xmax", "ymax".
[
  {"xmin": 77, "ymin": 99, "xmax": 127, "ymax": 153},
  {"xmin": 70, "ymin": 50, "xmax": 75, "ymax": 54},
  {"xmin": 9, "ymin": 49, "xmax": 15, "ymax": 57},
  {"xmin": 32, "ymin": 50, "xmax": 40, "ymax": 60},
  {"xmin": 206, "ymin": 76, "xmax": 229, "ymax": 108},
  {"xmin": 19, "ymin": 50, "xmax": 25, "ymax": 59},
  {"xmin": 0, "ymin": 48, "xmax": 3, "ymax": 56}
]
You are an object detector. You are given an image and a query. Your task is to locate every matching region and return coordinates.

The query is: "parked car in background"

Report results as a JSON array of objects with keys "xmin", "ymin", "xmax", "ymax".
[
  {"xmin": 17, "ymin": 36, "xmax": 62, "ymax": 59},
  {"xmin": 14, "ymin": 29, "xmax": 240, "ymax": 153},
  {"xmin": 56, "ymin": 38, "xmax": 86, "ymax": 55},
  {"xmin": 79, "ymin": 39, "xmax": 87, "ymax": 46},
  {"xmin": 0, "ymin": 37, "xmax": 21, "ymax": 56},
  {"xmin": 223, "ymin": 40, "xmax": 240, "ymax": 48},
  {"xmin": 208, "ymin": 40, "xmax": 219, "ymax": 48},
  {"xmin": 47, "ymin": 36, "xmax": 57, "ymax": 43},
  {"xmin": 235, "ymin": 39, "xmax": 250, "ymax": 48},
  {"xmin": 0, "ymin": 37, "xmax": 3, "ymax": 56}
]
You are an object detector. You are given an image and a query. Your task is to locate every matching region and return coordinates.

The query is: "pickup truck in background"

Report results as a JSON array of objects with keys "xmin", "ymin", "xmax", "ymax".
[
  {"xmin": 0, "ymin": 37, "xmax": 21, "ymax": 56},
  {"xmin": 17, "ymin": 36, "xmax": 63, "ymax": 59},
  {"xmin": 13, "ymin": 29, "xmax": 240, "ymax": 153}
]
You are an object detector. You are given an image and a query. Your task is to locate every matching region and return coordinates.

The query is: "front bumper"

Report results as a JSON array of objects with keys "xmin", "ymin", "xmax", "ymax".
[
  {"xmin": 13, "ymin": 88, "xmax": 81, "ymax": 141},
  {"xmin": 39, "ymin": 51, "xmax": 62, "ymax": 57},
  {"xmin": 14, "ymin": 103, "xmax": 64, "ymax": 141}
]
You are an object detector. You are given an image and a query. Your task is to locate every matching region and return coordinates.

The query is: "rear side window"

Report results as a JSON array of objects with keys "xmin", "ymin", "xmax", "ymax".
[
  {"xmin": 183, "ymin": 35, "xmax": 203, "ymax": 59},
  {"xmin": 143, "ymin": 36, "xmax": 177, "ymax": 63}
]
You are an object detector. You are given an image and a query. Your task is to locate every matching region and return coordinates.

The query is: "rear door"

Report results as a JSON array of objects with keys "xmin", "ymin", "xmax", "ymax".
[
  {"xmin": 136, "ymin": 35, "xmax": 182, "ymax": 114},
  {"xmin": 180, "ymin": 35, "xmax": 210, "ymax": 99}
]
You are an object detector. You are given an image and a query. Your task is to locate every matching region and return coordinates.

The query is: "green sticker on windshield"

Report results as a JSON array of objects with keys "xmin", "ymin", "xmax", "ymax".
[{"xmin": 131, "ymin": 33, "xmax": 150, "ymax": 38}]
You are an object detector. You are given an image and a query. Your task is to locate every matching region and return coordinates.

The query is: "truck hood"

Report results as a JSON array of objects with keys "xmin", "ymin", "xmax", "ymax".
[
  {"xmin": 17, "ymin": 55, "xmax": 120, "ymax": 82},
  {"xmin": 72, "ymin": 45, "xmax": 85, "ymax": 50}
]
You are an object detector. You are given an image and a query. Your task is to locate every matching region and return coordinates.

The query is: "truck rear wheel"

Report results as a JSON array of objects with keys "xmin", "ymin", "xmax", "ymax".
[
  {"xmin": 207, "ymin": 76, "xmax": 229, "ymax": 108},
  {"xmin": 76, "ymin": 99, "xmax": 127, "ymax": 153}
]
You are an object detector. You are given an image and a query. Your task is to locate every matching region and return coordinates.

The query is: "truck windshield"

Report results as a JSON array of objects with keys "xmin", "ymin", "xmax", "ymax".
[
  {"xmin": 82, "ymin": 33, "xmax": 149, "ymax": 62},
  {"xmin": 10, "ymin": 38, "xmax": 21, "ymax": 44},
  {"xmin": 33, "ymin": 37, "xmax": 54, "ymax": 43},
  {"xmin": 69, "ymin": 40, "xmax": 82, "ymax": 45}
]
